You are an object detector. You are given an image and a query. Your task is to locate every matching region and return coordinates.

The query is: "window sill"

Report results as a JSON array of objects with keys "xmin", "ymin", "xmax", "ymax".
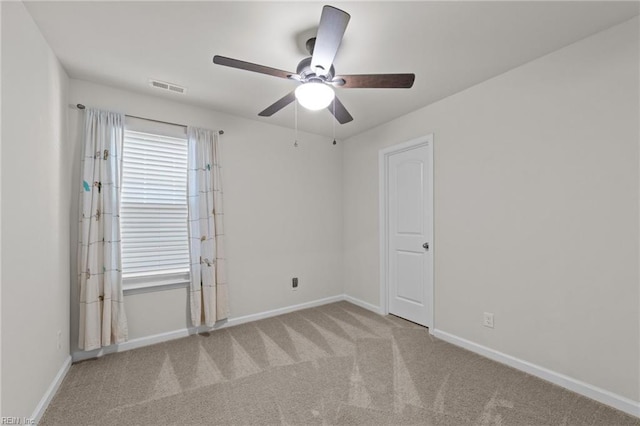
[{"xmin": 123, "ymin": 277, "xmax": 190, "ymax": 295}]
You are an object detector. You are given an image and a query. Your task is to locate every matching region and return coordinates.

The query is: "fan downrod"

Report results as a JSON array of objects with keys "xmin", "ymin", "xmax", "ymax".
[{"xmin": 305, "ymin": 37, "xmax": 316, "ymax": 55}]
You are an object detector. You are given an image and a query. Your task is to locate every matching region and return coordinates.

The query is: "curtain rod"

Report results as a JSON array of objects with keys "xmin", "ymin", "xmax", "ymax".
[{"xmin": 76, "ymin": 104, "xmax": 224, "ymax": 135}]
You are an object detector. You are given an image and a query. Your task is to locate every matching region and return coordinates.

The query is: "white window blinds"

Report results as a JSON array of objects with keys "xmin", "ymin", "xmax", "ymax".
[{"xmin": 121, "ymin": 130, "xmax": 190, "ymax": 280}]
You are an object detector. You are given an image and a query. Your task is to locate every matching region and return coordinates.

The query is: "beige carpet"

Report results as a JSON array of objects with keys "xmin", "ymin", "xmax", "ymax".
[{"xmin": 41, "ymin": 301, "xmax": 638, "ymax": 425}]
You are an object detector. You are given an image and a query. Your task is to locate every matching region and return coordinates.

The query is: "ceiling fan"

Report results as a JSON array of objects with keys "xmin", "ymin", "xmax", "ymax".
[{"xmin": 212, "ymin": 5, "xmax": 415, "ymax": 124}]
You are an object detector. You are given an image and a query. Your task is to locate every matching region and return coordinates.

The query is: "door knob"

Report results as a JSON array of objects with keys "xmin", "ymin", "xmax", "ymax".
[{"xmin": 423, "ymin": 242, "xmax": 429, "ymax": 250}]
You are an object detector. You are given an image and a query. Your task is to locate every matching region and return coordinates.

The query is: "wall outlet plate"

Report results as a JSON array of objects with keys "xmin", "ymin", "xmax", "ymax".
[
  {"xmin": 292, "ymin": 277, "xmax": 298, "ymax": 289},
  {"xmin": 483, "ymin": 312, "xmax": 494, "ymax": 328}
]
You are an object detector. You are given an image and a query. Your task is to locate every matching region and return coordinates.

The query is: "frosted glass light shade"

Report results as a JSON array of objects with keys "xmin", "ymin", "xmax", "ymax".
[{"xmin": 295, "ymin": 82, "xmax": 335, "ymax": 111}]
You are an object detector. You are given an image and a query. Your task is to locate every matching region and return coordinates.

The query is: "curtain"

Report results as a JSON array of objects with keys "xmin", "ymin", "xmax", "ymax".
[
  {"xmin": 187, "ymin": 127, "xmax": 229, "ymax": 327},
  {"xmin": 78, "ymin": 109, "xmax": 128, "ymax": 350}
]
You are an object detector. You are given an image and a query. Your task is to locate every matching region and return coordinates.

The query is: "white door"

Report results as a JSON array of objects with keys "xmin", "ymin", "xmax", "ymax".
[{"xmin": 386, "ymin": 142, "xmax": 433, "ymax": 327}]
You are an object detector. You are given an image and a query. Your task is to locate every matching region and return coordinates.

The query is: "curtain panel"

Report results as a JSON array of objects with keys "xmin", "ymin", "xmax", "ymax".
[
  {"xmin": 78, "ymin": 109, "xmax": 128, "ymax": 350},
  {"xmin": 187, "ymin": 127, "xmax": 229, "ymax": 327}
]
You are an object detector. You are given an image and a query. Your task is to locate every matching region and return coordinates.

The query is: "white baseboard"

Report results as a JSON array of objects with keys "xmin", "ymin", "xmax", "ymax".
[
  {"xmin": 41, "ymin": 298, "xmax": 640, "ymax": 421},
  {"xmin": 72, "ymin": 294, "xmax": 344, "ymax": 362},
  {"xmin": 73, "ymin": 294, "xmax": 386, "ymax": 362},
  {"xmin": 222, "ymin": 294, "xmax": 344, "ymax": 328},
  {"xmin": 73, "ymin": 327, "xmax": 196, "ymax": 362},
  {"xmin": 433, "ymin": 329, "xmax": 640, "ymax": 419},
  {"xmin": 343, "ymin": 294, "xmax": 384, "ymax": 315},
  {"xmin": 31, "ymin": 355, "xmax": 71, "ymax": 424}
]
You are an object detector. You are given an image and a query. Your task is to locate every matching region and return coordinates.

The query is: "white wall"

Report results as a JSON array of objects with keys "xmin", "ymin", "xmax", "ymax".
[
  {"xmin": 0, "ymin": 2, "xmax": 4, "ymax": 417},
  {"xmin": 343, "ymin": 17, "xmax": 639, "ymax": 402},
  {"xmin": 68, "ymin": 79, "xmax": 343, "ymax": 353},
  {"xmin": 1, "ymin": 2, "xmax": 71, "ymax": 418}
]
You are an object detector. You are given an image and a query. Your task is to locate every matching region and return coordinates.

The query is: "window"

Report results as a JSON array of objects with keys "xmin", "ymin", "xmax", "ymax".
[{"xmin": 120, "ymin": 129, "xmax": 190, "ymax": 288}]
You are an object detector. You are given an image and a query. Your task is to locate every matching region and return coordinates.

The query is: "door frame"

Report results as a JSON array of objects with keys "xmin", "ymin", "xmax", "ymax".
[{"xmin": 378, "ymin": 134, "xmax": 434, "ymax": 331}]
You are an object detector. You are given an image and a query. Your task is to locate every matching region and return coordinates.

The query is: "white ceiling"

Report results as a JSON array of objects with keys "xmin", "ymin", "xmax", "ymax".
[{"xmin": 25, "ymin": 1, "xmax": 639, "ymax": 139}]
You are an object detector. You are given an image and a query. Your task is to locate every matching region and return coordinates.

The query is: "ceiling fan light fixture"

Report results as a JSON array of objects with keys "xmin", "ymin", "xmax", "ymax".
[{"xmin": 295, "ymin": 82, "xmax": 334, "ymax": 111}]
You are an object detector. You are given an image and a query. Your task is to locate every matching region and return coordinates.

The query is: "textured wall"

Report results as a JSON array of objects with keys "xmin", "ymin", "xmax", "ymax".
[
  {"xmin": 67, "ymin": 79, "xmax": 344, "ymax": 352},
  {"xmin": 343, "ymin": 18, "xmax": 640, "ymax": 401},
  {"xmin": 1, "ymin": 2, "xmax": 71, "ymax": 418}
]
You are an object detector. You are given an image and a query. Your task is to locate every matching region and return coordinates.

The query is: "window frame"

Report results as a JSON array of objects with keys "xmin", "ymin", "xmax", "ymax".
[{"xmin": 120, "ymin": 123, "xmax": 191, "ymax": 292}]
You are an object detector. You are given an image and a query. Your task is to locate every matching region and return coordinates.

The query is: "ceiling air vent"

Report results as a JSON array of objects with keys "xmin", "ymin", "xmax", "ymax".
[{"xmin": 149, "ymin": 79, "xmax": 186, "ymax": 95}]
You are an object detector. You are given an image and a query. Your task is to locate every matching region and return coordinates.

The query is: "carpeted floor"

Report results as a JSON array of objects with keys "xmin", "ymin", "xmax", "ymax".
[{"xmin": 41, "ymin": 301, "xmax": 639, "ymax": 425}]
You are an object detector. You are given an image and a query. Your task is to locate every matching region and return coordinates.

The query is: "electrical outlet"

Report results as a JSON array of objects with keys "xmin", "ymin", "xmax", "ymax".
[
  {"xmin": 57, "ymin": 330, "xmax": 62, "ymax": 349},
  {"xmin": 292, "ymin": 277, "xmax": 298, "ymax": 290},
  {"xmin": 483, "ymin": 312, "xmax": 494, "ymax": 328}
]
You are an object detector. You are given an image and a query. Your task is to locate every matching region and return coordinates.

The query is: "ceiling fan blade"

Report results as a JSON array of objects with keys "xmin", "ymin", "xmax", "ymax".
[
  {"xmin": 334, "ymin": 74, "xmax": 415, "ymax": 89},
  {"xmin": 213, "ymin": 55, "xmax": 294, "ymax": 80},
  {"xmin": 311, "ymin": 6, "xmax": 350, "ymax": 77},
  {"xmin": 327, "ymin": 96, "xmax": 353, "ymax": 124},
  {"xmin": 258, "ymin": 91, "xmax": 296, "ymax": 117}
]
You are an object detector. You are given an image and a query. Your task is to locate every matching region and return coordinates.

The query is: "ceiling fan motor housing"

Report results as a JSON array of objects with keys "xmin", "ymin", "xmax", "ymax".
[{"xmin": 296, "ymin": 56, "xmax": 335, "ymax": 83}]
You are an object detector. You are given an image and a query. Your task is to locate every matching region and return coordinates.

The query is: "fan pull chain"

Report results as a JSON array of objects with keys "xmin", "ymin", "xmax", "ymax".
[
  {"xmin": 294, "ymin": 99, "xmax": 299, "ymax": 148},
  {"xmin": 332, "ymin": 100, "xmax": 337, "ymax": 145}
]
